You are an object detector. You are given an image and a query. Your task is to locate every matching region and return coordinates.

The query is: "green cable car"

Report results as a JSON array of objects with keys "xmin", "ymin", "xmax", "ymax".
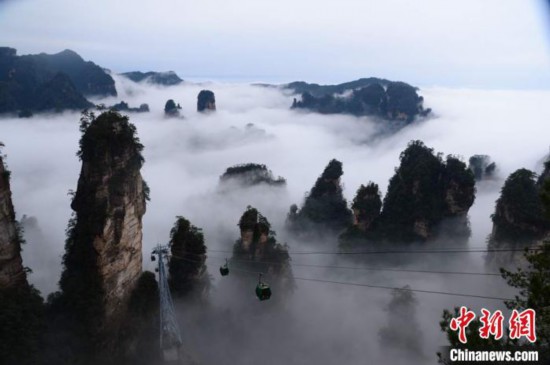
[
  {"xmin": 255, "ymin": 274, "xmax": 271, "ymax": 301},
  {"xmin": 219, "ymin": 259, "xmax": 229, "ymax": 276}
]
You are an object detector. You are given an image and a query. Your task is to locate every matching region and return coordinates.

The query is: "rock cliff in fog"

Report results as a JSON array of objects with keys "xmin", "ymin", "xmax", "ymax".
[
  {"xmin": 340, "ymin": 141, "xmax": 476, "ymax": 248},
  {"xmin": 286, "ymin": 159, "xmax": 353, "ymax": 235},
  {"xmin": 219, "ymin": 163, "xmax": 286, "ymax": 189},
  {"xmin": 59, "ymin": 110, "xmax": 147, "ymax": 344},
  {"xmin": 288, "ymin": 79, "xmax": 431, "ymax": 123},
  {"xmin": 0, "ymin": 152, "xmax": 27, "ymax": 288},
  {"xmin": 121, "ymin": 71, "xmax": 183, "ymax": 86},
  {"xmin": 168, "ymin": 216, "xmax": 210, "ymax": 300},
  {"xmin": 487, "ymin": 168, "xmax": 549, "ymax": 268},
  {"xmin": 197, "ymin": 90, "xmax": 216, "ymax": 112},
  {"xmin": 0, "ymin": 148, "xmax": 44, "ymax": 365},
  {"xmin": 468, "ymin": 155, "xmax": 497, "ymax": 181},
  {"xmin": 233, "ymin": 206, "xmax": 294, "ymax": 293}
]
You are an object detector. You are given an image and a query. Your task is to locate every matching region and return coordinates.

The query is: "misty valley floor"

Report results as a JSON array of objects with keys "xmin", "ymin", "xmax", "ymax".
[{"xmin": 2, "ymin": 80, "xmax": 549, "ymax": 364}]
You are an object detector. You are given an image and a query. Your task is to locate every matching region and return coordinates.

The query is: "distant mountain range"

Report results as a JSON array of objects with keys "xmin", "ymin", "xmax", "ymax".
[
  {"xmin": 0, "ymin": 47, "xmax": 186, "ymax": 116},
  {"xmin": 281, "ymin": 79, "xmax": 431, "ymax": 122},
  {"xmin": 120, "ymin": 71, "xmax": 183, "ymax": 86},
  {"xmin": 284, "ymin": 78, "xmax": 391, "ymax": 97},
  {"xmin": 0, "ymin": 47, "xmax": 114, "ymax": 115},
  {"xmin": 0, "ymin": 46, "xmax": 431, "ymax": 121}
]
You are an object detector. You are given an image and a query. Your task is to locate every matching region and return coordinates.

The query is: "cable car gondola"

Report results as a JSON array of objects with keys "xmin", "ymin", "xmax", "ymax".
[
  {"xmin": 219, "ymin": 259, "xmax": 229, "ymax": 276},
  {"xmin": 255, "ymin": 274, "xmax": 271, "ymax": 301}
]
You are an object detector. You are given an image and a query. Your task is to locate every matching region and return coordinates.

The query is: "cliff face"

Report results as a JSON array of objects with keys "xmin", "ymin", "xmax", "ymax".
[
  {"xmin": 121, "ymin": 71, "xmax": 183, "ymax": 86},
  {"xmin": 468, "ymin": 155, "xmax": 497, "ymax": 181},
  {"xmin": 60, "ymin": 110, "xmax": 147, "ymax": 328},
  {"xmin": 233, "ymin": 207, "xmax": 293, "ymax": 292},
  {"xmin": 380, "ymin": 141, "xmax": 475, "ymax": 242},
  {"xmin": 168, "ymin": 217, "xmax": 209, "ymax": 300},
  {"xmin": 287, "ymin": 159, "xmax": 353, "ymax": 235},
  {"xmin": 487, "ymin": 169, "xmax": 549, "ymax": 268},
  {"xmin": 219, "ymin": 163, "xmax": 286, "ymax": 189},
  {"xmin": 351, "ymin": 183, "xmax": 382, "ymax": 232},
  {"xmin": 164, "ymin": 99, "xmax": 181, "ymax": 117},
  {"xmin": 290, "ymin": 79, "xmax": 430, "ymax": 122},
  {"xmin": 340, "ymin": 141, "xmax": 475, "ymax": 248},
  {"xmin": 0, "ymin": 154, "xmax": 27, "ymax": 289},
  {"xmin": 197, "ymin": 90, "xmax": 216, "ymax": 112},
  {"xmin": 491, "ymin": 169, "xmax": 547, "ymax": 244}
]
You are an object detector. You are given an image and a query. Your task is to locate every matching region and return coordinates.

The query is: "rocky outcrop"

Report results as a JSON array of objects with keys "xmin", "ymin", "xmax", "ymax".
[
  {"xmin": 468, "ymin": 155, "xmax": 497, "ymax": 181},
  {"xmin": 0, "ymin": 149, "xmax": 45, "ymax": 365},
  {"xmin": 379, "ymin": 141, "xmax": 475, "ymax": 242},
  {"xmin": 350, "ymin": 183, "xmax": 382, "ymax": 232},
  {"xmin": 164, "ymin": 99, "xmax": 181, "ymax": 117},
  {"xmin": 109, "ymin": 101, "xmax": 149, "ymax": 113},
  {"xmin": 289, "ymin": 79, "xmax": 431, "ymax": 122},
  {"xmin": 219, "ymin": 163, "xmax": 286, "ymax": 189},
  {"xmin": 60, "ymin": 111, "xmax": 147, "ymax": 339},
  {"xmin": 121, "ymin": 71, "xmax": 183, "ymax": 86},
  {"xmin": 490, "ymin": 169, "xmax": 547, "ymax": 243},
  {"xmin": 487, "ymin": 169, "xmax": 549, "ymax": 269},
  {"xmin": 233, "ymin": 207, "xmax": 293, "ymax": 292},
  {"xmin": 284, "ymin": 78, "xmax": 391, "ymax": 97},
  {"xmin": 340, "ymin": 141, "xmax": 475, "ymax": 248},
  {"xmin": 197, "ymin": 90, "xmax": 216, "ymax": 112},
  {"xmin": 338, "ymin": 183, "xmax": 382, "ymax": 249},
  {"xmin": 287, "ymin": 159, "xmax": 352, "ymax": 234},
  {"xmin": 0, "ymin": 153, "xmax": 27, "ymax": 289},
  {"xmin": 168, "ymin": 217, "xmax": 209, "ymax": 300}
]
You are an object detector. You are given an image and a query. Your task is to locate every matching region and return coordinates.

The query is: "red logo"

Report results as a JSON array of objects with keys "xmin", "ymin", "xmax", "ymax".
[
  {"xmin": 450, "ymin": 306, "xmax": 476, "ymax": 344},
  {"xmin": 509, "ymin": 309, "xmax": 536, "ymax": 343},
  {"xmin": 479, "ymin": 308, "xmax": 504, "ymax": 340},
  {"xmin": 449, "ymin": 308, "xmax": 537, "ymax": 344}
]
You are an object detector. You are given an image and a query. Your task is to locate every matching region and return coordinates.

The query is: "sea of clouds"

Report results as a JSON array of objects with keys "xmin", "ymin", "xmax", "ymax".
[{"xmin": 1, "ymin": 77, "xmax": 549, "ymax": 364}]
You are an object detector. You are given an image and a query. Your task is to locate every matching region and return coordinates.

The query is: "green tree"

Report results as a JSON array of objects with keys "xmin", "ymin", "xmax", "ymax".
[
  {"xmin": 168, "ymin": 217, "xmax": 210, "ymax": 300},
  {"xmin": 490, "ymin": 169, "xmax": 548, "ymax": 244}
]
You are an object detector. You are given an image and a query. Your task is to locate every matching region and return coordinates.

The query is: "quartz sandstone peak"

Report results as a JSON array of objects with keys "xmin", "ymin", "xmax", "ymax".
[
  {"xmin": 197, "ymin": 90, "xmax": 216, "ymax": 112},
  {"xmin": 61, "ymin": 110, "xmax": 147, "ymax": 326},
  {"xmin": 0, "ymin": 152, "xmax": 27, "ymax": 289},
  {"xmin": 233, "ymin": 207, "xmax": 294, "ymax": 293}
]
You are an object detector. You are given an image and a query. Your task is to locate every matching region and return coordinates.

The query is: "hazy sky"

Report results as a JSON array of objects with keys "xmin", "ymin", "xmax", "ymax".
[{"xmin": 1, "ymin": 0, "xmax": 549, "ymax": 87}]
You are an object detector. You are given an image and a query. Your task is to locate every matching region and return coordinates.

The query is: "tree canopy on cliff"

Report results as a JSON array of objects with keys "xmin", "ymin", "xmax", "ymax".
[
  {"xmin": 55, "ymin": 110, "xmax": 148, "ymax": 363},
  {"xmin": 233, "ymin": 206, "xmax": 294, "ymax": 293},
  {"xmin": 439, "ymin": 171, "xmax": 550, "ymax": 360},
  {"xmin": 197, "ymin": 90, "xmax": 216, "ymax": 112},
  {"xmin": 219, "ymin": 163, "xmax": 286, "ymax": 188},
  {"xmin": 168, "ymin": 216, "xmax": 210, "ymax": 300},
  {"xmin": 490, "ymin": 169, "xmax": 548, "ymax": 245},
  {"xmin": 339, "ymin": 141, "xmax": 475, "ymax": 248},
  {"xmin": 164, "ymin": 99, "xmax": 181, "ymax": 117},
  {"xmin": 290, "ymin": 79, "xmax": 430, "ymax": 122},
  {"xmin": 379, "ymin": 141, "xmax": 475, "ymax": 243},
  {"xmin": 287, "ymin": 159, "xmax": 353, "ymax": 235}
]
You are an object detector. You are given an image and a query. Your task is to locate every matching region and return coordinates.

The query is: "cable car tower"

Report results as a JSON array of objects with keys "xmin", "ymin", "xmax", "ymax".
[{"xmin": 152, "ymin": 244, "xmax": 182, "ymax": 362}]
